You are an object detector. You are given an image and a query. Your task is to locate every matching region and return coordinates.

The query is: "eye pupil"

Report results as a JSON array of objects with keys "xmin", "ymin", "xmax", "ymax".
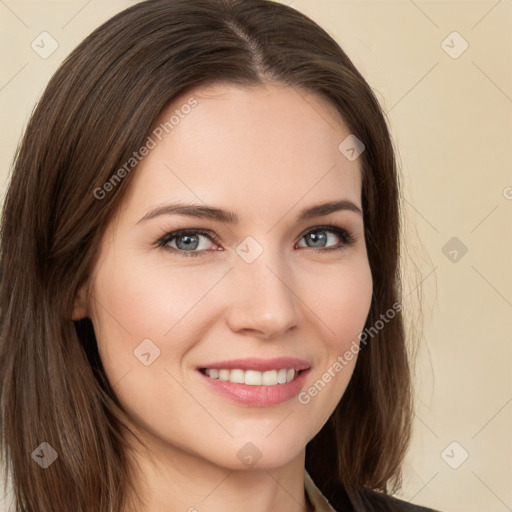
[
  {"xmin": 306, "ymin": 230, "xmax": 327, "ymax": 248},
  {"xmin": 176, "ymin": 234, "xmax": 199, "ymax": 250}
]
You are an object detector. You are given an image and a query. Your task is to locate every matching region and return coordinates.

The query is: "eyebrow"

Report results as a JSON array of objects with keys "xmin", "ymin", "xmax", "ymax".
[{"xmin": 137, "ymin": 199, "xmax": 362, "ymax": 225}]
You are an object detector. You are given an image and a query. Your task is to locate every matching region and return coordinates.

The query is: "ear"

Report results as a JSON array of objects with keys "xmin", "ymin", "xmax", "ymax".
[{"xmin": 72, "ymin": 281, "xmax": 90, "ymax": 320}]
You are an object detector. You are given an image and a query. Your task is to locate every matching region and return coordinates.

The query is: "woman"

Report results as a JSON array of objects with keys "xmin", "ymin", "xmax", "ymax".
[{"xmin": 0, "ymin": 1, "xmax": 439, "ymax": 511}]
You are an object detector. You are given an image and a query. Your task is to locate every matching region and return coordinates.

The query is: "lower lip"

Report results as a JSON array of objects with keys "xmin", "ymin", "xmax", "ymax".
[{"xmin": 197, "ymin": 369, "xmax": 310, "ymax": 407}]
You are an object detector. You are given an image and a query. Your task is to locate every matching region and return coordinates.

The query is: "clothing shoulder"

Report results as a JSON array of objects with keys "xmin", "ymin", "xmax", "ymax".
[
  {"xmin": 357, "ymin": 487, "xmax": 441, "ymax": 512},
  {"xmin": 306, "ymin": 470, "xmax": 441, "ymax": 512},
  {"xmin": 324, "ymin": 482, "xmax": 441, "ymax": 512}
]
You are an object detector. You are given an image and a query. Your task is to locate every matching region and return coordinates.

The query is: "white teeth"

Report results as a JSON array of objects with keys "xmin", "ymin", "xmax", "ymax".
[
  {"xmin": 204, "ymin": 368, "xmax": 297, "ymax": 385},
  {"xmin": 230, "ymin": 369, "xmax": 245, "ymax": 384},
  {"xmin": 245, "ymin": 370, "xmax": 262, "ymax": 385},
  {"xmin": 262, "ymin": 370, "xmax": 277, "ymax": 385}
]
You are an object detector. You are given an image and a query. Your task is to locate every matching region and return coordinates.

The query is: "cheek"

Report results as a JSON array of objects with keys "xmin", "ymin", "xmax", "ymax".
[
  {"xmin": 88, "ymin": 254, "xmax": 202, "ymax": 439},
  {"xmin": 91, "ymin": 251, "xmax": 210, "ymax": 340},
  {"xmin": 309, "ymin": 257, "xmax": 373, "ymax": 349},
  {"xmin": 296, "ymin": 258, "xmax": 372, "ymax": 418},
  {"xmin": 88, "ymin": 249, "xmax": 230, "ymax": 390}
]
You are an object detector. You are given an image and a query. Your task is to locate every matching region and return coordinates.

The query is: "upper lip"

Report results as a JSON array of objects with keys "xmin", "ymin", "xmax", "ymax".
[{"xmin": 197, "ymin": 357, "xmax": 311, "ymax": 372}]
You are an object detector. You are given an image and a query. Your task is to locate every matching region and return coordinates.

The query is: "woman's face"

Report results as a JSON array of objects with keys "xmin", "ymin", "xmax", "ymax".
[{"xmin": 75, "ymin": 82, "xmax": 373, "ymax": 471}]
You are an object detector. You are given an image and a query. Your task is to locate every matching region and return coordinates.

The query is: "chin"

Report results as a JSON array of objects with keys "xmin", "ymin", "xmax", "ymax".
[{"xmin": 207, "ymin": 436, "xmax": 307, "ymax": 471}]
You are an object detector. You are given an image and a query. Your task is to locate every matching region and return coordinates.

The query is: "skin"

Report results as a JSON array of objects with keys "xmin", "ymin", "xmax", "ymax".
[{"xmin": 73, "ymin": 82, "xmax": 373, "ymax": 512}]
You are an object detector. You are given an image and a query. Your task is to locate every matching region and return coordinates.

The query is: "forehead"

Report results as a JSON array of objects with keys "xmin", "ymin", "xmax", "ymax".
[{"xmin": 123, "ymin": 82, "xmax": 362, "ymax": 221}]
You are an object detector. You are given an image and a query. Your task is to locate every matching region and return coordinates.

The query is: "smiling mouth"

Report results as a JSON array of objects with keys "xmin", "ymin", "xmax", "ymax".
[{"xmin": 198, "ymin": 367, "xmax": 306, "ymax": 386}]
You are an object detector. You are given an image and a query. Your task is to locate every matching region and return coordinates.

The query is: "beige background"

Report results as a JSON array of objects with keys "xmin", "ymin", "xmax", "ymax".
[{"xmin": 1, "ymin": 1, "xmax": 511, "ymax": 511}]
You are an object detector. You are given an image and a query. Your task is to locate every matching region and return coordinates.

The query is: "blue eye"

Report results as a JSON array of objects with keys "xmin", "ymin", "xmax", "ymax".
[
  {"xmin": 156, "ymin": 226, "xmax": 356, "ymax": 258},
  {"xmin": 297, "ymin": 226, "xmax": 356, "ymax": 251},
  {"xmin": 157, "ymin": 229, "xmax": 218, "ymax": 257}
]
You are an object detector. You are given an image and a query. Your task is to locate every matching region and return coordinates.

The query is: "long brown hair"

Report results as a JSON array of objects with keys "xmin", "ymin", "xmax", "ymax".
[{"xmin": 0, "ymin": 1, "xmax": 415, "ymax": 511}]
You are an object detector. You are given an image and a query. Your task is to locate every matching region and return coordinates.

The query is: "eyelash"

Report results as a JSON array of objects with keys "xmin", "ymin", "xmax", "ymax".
[{"xmin": 156, "ymin": 225, "xmax": 357, "ymax": 258}]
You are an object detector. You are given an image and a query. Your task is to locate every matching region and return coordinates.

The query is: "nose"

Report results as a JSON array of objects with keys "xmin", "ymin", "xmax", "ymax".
[{"xmin": 224, "ymin": 247, "xmax": 300, "ymax": 339}]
